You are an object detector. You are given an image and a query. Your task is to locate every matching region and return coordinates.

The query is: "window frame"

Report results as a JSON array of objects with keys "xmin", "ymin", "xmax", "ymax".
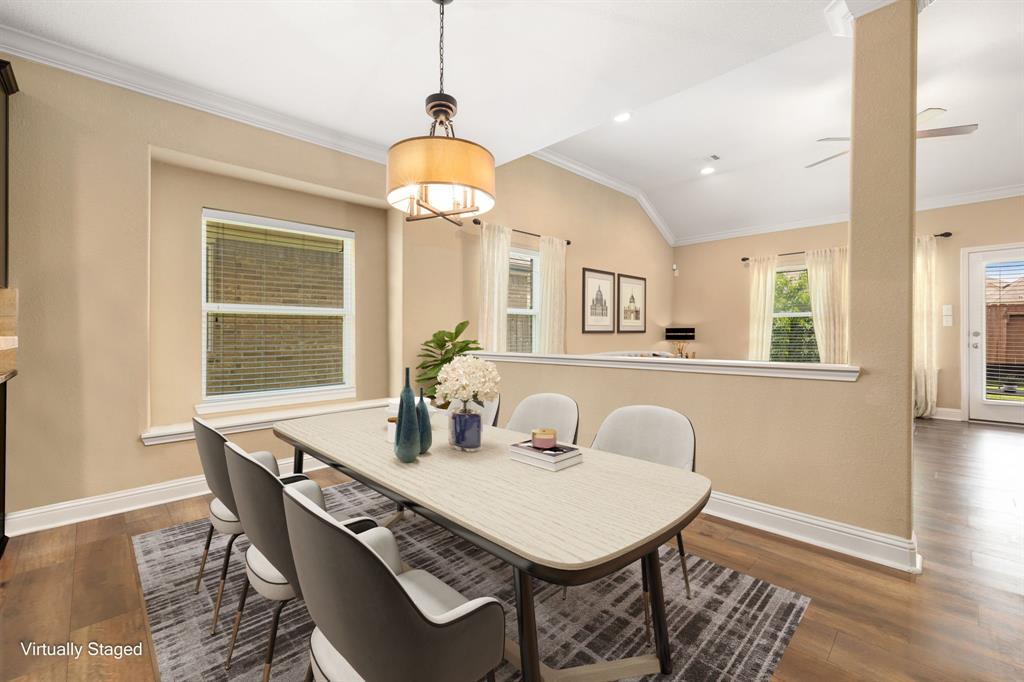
[
  {"xmin": 507, "ymin": 247, "xmax": 541, "ymax": 353},
  {"xmin": 770, "ymin": 262, "xmax": 819, "ymax": 363},
  {"xmin": 198, "ymin": 208, "xmax": 356, "ymax": 414}
]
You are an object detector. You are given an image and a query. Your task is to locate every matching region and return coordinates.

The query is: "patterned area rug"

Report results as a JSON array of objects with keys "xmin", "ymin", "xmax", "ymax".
[{"xmin": 132, "ymin": 482, "xmax": 809, "ymax": 681}]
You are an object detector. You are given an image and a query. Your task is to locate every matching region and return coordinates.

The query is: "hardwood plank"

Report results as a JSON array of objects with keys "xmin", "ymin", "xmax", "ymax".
[
  {"xmin": 66, "ymin": 611, "xmax": 155, "ymax": 682},
  {"xmin": 0, "ymin": 562, "xmax": 73, "ymax": 681},
  {"xmin": 827, "ymin": 632, "xmax": 961, "ymax": 682},
  {"xmin": 68, "ymin": 536, "xmax": 142, "ymax": 632}
]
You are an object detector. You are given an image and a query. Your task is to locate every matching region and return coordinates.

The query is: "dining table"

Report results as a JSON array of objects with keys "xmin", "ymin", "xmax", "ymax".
[{"xmin": 275, "ymin": 406, "xmax": 711, "ymax": 682}]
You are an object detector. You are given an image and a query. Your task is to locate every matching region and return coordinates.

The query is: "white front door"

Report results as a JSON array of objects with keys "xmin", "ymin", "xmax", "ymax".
[{"xmin": 967, "ymin": 246, "xmax": 1024, "ymax": 424}]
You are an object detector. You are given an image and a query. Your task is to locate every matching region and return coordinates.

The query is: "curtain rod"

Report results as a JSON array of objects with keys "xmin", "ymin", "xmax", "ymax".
[
  {"xmin": 739, "ymin": 232, "xmax": 952, "ymax": 262},
  {"xmin": 471, "ymin": 218, "xmax": 571, "ymax": 245}
]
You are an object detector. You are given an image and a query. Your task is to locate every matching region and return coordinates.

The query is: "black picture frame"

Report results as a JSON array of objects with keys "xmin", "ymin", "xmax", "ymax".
[
  {"xmin": 582, "ymin": 268, "xmax": 616, "ymax": 333},
  {"xmin": 616, "ymin": 273, "xmax": 647, "ymax": 333}
]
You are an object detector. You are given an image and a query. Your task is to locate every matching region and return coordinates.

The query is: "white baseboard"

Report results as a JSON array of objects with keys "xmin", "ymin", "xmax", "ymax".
[
  {"xmin": 7, "ymin": 465, "xmax": 922, "ymax": 574},
  {"xmin": 704, "ymin": 491, "xmax": 922, "ymax": 574},
  {"xmin": 931, "ymin": 407, "xmax": 965, "ymax": 421},
  {"xmin": 4, "ymin": 456, "xmax": 326, "ymax": 537}
]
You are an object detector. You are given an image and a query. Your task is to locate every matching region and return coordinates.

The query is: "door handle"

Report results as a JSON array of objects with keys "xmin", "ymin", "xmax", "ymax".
[{"xmin": 972, "ymin": 342, "xmax": 979, "ymax": 349}]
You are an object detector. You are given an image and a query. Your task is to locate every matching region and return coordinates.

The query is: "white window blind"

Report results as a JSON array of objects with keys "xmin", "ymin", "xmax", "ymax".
[
  {"xmin": 507, "ymin": 249, "xmax": 540, "ymax": 353},
  {"xmin": 201, "ymin": 209, "xmax": 355, "ymax": 401},
  {"xmin": 770, "ymin": 267, "xmax": 820, "ymax": 362},
  {"xmin": 984, "ymin": 259, "xmax": 1024, "ymax": 403}
]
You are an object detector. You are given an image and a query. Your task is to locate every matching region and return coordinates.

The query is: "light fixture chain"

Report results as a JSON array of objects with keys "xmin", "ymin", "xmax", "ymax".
[{"xmin": 438, "ymin": 0, "xmax": 445, "ymax": 93}]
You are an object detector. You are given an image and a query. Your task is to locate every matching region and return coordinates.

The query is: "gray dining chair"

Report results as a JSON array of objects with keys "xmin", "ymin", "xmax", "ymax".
[
  {"xmin": 591, "ymin": 405, "xmax": 697, "ymax": 637},
  {"xmin": 192, "ymin": 417, "xmax": 282, "ymax": 633},
  {"xmin": 282, "ymin": 485, "xmax": 506, "ymax": 682},
  {"xmin": 223, "ymin": 441, "xmax": 379, "ymax": 682},
  {"xmin": 505, "ymin": 392, "xmax": 580, "ymax": 444}
]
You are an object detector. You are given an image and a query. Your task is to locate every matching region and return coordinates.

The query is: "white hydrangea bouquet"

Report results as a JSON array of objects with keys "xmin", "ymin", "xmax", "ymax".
[{"xmin": 435, "ymin": 355, "xmax": 500, "ymax": 413}]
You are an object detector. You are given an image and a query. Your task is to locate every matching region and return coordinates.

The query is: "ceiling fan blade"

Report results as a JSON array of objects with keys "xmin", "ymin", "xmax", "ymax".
[
  {"xmin": 917, "ymin": 123, "xmax": 978, "ymax": 138},
  {"xmin": 817, "ymin": 136, "xmax": 850, "ymax": 142},
  {"xmin": 916, "ymin": 107, "xmax": 947, "ymax": 125},
  {"xmin": 805, "ymin": 150, "xmax": 849, "ymax": 168}
]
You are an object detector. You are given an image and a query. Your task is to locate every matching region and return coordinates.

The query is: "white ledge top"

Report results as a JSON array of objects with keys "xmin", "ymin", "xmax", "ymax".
[{"xmin": 472, "ymin": 352, "xmax": 861, "ymax": 382}]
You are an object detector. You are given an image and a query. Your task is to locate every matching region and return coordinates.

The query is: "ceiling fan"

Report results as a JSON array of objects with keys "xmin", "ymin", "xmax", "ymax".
[{"xmin": 805, "ymin": 108, "xmax": 979, "ymax": 168}]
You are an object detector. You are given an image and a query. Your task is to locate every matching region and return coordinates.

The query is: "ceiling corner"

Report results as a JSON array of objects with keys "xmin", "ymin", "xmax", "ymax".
[{"xmin": 530, "ymin": 149, "xmax": 677, "ymax": 247}]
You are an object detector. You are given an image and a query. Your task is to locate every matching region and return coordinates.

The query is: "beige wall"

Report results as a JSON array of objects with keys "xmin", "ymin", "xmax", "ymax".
[
  {"xmin": 149, "ymin": 161, "xmax": 389, "ymax": 426},
  {"xmin": 400, "ymin": 155, "xmax": 675, "ymax": 380},
  {"xmin": 672, "ymin": 196, "xmax": 1024, "ymax": 410},
  {"xmin": 5, "ymin": 54, "xmax": 386, "ymax": 511},
  {"xmin": 490, "ymin": 2, "xmax": 921, "ymax": 539}
]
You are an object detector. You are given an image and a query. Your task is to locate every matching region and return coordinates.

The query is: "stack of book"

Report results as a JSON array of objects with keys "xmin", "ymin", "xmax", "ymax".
[{"xmin": 509, "ymin": 440, "xmax": 582, "ymax": 471}]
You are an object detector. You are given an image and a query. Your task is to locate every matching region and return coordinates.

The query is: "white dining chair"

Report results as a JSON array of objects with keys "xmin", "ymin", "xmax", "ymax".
[
  {"xmin": 223, "ymin": 442, "xmax": 379, "ymax": 681},
  {"xmin": 192, "ymin": 417, "xmax": 282, "ymax": 633},
  {"xmin": 283, "ymin": 485, "xmax": 506, "ymax": 682},
  {"xmin": 592, "ymin": 405, "xmax": 697, "ymax": 635},
  {"xmin": 505, "ymin": 393, "xmax": 580, "ymax": 444}
]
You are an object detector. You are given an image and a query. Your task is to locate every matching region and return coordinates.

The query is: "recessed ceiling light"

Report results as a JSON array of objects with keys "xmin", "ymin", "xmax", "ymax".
[
  {"xmin": 700, "ymin": 166, "xmax": 715, "ymax": 176},
  {"xmin": 613, "ymin": 112, "xmax": 631, "ymax": 123}
]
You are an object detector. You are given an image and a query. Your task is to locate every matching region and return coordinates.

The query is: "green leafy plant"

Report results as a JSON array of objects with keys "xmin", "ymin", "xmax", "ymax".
[{"xmin": 416, "ymin": 320, "xmax": 482, "ymax": 401}]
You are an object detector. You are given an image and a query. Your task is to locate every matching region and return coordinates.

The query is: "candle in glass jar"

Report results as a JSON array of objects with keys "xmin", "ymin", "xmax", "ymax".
[{"xmin": 531, "ymin": 428, "xmax": 557, "ymax": 449}]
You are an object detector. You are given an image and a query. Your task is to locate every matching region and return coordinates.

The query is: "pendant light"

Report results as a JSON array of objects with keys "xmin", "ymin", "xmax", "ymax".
[{"xmin": 386, "ymin": 0, "xmax": 495, "ymax": 226}]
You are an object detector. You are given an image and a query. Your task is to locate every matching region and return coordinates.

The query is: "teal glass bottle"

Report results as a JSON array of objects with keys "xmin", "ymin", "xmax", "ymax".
[
  {"xmin": 394, "ymin": 368, "xmax": 420, "ymax": 463},
  {"xmin": 417, "ymin": 388, "xmax": 432, "ymax": 454}
]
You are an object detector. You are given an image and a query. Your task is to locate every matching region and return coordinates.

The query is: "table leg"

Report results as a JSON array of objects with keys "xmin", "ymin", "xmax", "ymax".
[
  {"xmin": 513, "ymin": 567, "xmax": 541, "ymax": 682},
  {"xmin": 643, "ymin": 550, "xmax": 673, "ymax": 674},
  {"xmin": 292, "ymin": 447, "xmax": 304, "ymax": 475}
]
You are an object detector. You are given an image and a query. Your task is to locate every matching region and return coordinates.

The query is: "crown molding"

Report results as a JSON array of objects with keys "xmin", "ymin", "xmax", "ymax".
[
  {"xmin": 672, "ymin": 184, "xmax": 1024, "ymax": 247},
  {"xmin": 672, "ymin": 211, "xmax": 852, "ymax": 247},
  {"xmin": 531, "ymin": 149, "xmax": 676, "ymax": 246},
  {"xmin": 0, "ymin": 24, "xmax": 387, "ymax": 164},
  {"xmin": 917, "ymin": 184, "xmax": 1024, "ymax": 213}
]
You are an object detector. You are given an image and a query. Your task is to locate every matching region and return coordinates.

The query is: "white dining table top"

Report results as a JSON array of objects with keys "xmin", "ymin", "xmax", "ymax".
[{"xmin": 274, "ymin": 407, "xmax": 711, "ymax": 572}]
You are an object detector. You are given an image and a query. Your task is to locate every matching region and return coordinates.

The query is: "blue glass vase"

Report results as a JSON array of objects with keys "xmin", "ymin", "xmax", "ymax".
[
  {"xmin": 394, "ymin": 368, "xmax": 420, "ymax": 463},
  {"xmin": 416, "ymin": 388, "xmax": 432, "ymax": 454},
  {"xmin": 449, "ymin": 406, "xmax": 482, "ymax": 452}
]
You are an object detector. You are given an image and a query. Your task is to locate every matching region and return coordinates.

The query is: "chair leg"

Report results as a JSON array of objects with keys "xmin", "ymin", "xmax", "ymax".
[
  {"xmin": 210, "ymin": 533, "xmax": 239, "ymax": 634},
  {"xmin": 486, "ymin": 670, "xmax": 496, "ymax": 682},
  {"xmin": 561, "ymin": 585, "xmax": 567, "ymax": 600},
  {"xmin": 224, "ymin": 578, "xmax": 250, "ymax": 670},
  {"xmin": 641, "ymin": 559, "xmax": 652, "ymax": 645},
  {"xmin": 194, "ymin": 524, "xmax": 214, "ymax": 594},
  {"xmin": 383, "ymin": 502, "xmax": 405, "ymax": 528},
  {"xmin": 304, "ymin": 661, "xmax": 314, "ymax": 682},
  {"xmin": 261, "ymin": 599, "xmax": 290, "ymax": 682},
  {"xmin": 676, "ymin": 532, "xmax": 692, "ymax": 599}
]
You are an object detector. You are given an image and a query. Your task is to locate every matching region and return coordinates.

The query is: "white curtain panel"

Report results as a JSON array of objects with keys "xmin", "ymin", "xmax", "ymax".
[
  {"xmin": 538, "ymin": 236, "xmax": 567, "ymax": 354},
  {"xmin": 913, "ymin": 235, "xmax": 938, "ymax": 418},
  {"xmin": 806, "ymin": 246, "xmax": 850, "ymax": 364},
  {"xmin": 747, "ymin": 254, "xmax": 777, "ymax": 361},
  {"xmin": 478, "ymin": 222, "xmax": 511, "ymax": 352}
]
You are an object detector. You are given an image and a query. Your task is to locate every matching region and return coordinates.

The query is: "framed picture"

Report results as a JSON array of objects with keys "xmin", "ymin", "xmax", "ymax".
[
  {"xmin": 582, "ymin": 268, "xmax": 615, "ymax": 333},
  {"xmin": 617, "ymin": 273, "xmax": 646, "ymax": 333}
]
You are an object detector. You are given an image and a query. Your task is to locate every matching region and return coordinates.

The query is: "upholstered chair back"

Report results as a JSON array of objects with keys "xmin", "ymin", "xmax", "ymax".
[
  {"xmin": 282, "ymin": 487, "xmax": 505, "ymax": 682},
  {"xmin": 506, "ymin": 393, "xmax": 580, "ymax": 444},
  {"xmin": 592, "ymin": 405, "xmax": 695, "ymax": 472},
  {"xmin": 193, "ymin": 417, "xmax": 237, "ymax": 514},
  {"xmin": 224, "ymin": 442, "xmax": 302, "ymax": 594}
]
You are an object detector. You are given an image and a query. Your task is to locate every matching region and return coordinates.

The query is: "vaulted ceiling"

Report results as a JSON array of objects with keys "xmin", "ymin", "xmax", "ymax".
[{"xmin": 0, "ymin": 0, "xmax": 1019, "ymax": 245}]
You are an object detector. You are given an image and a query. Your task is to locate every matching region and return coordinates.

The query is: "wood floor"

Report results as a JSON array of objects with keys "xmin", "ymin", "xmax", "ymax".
[{"xmin": 1, "ymin": 418, "xmax": 1021, "ymax": 681}]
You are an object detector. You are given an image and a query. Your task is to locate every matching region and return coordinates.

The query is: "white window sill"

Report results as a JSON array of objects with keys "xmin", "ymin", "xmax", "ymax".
[
  {"xmin": 141, "ymin": 397, "xmax": 387, "ymax": 446},
  {"xmin": 472, "ymin": 352, "xmax": 861, "ymax": 382},
  {"xmin": 195, "ymin": 386, "xmax": 356, "ymax": 415}
]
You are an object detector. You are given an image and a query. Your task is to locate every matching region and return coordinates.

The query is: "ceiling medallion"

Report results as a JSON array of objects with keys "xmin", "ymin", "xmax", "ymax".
[{"xmin": 386, "ymin": 0, "xmax": 495, "ymax": 226}]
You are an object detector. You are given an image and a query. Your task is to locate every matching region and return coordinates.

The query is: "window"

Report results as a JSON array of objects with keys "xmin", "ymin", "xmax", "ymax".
[
  {"xmin": 201, "ymin": 209, "xmax": 355, "ymax": 408},
  {"xmin": 507, "ymin": 249, "xmax": 540, "ymax": 352},
  {"xmin": 770, "ymin": 266, "xmax": 820, "ymax": 362}
]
